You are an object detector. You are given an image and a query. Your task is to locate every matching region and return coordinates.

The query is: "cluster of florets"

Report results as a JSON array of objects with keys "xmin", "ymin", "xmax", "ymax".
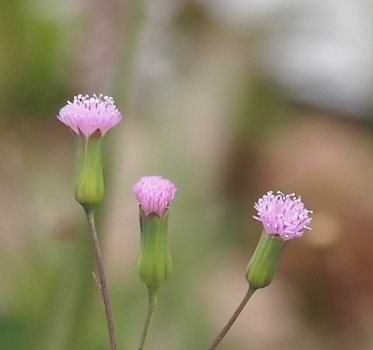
[
  {"xmin": 254, "ymin": 191, "xmax": 312, "ymax": 240},
  {"xmin": 57, "ymin": 94, "xmax": 122, "ymax": 138},
  {"xmin": 133, "ymin": 176, "xmax": 177, "ymax": 217}
]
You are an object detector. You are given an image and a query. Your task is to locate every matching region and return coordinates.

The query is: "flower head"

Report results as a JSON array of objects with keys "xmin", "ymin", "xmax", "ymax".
[
  {"xmin": 133, "ymin": 176, "xmax": 177, "ymax": 217},
  {"xmin": 57, "ymin": 94, "xmax": 122, "ymax": 138},
  {"xmin": 254, "ymin": 191, "xmax": 312, "ymax": 240}
]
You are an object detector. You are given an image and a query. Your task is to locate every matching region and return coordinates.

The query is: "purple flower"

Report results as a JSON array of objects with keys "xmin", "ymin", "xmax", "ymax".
[
  {"xmin": 57, "ymin": 94, "xmax": 122, "ymax": 138},
  {"xmin": 254, "ymin": 191, "xmax": 312, "ymax": 240},
  {"xmin": 134, "ymin": 176, "xmax": 177, "ymax": 217}
]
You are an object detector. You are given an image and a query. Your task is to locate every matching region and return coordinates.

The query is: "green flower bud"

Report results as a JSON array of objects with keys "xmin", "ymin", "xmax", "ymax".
[{"xmin": 136, "ymin": 210, "xmax": 173, "ymax": 291}]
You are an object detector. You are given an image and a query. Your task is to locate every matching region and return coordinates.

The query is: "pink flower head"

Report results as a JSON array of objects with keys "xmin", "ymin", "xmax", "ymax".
[
  {"xmin": 254, "ymin": 191, "xmax": 312, "ymax": 240},
  {"xmin": 57, "ymin": 94, "xmax": 122, "ymax": 138},
  {"xmin": 133, "ymin": 176, "xmax": 177, "ymax": 217}
]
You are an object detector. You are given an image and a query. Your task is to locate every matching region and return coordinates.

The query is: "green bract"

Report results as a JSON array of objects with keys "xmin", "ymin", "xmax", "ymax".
[
  {"xmin": 136, "ymin": 209, "xmax": 172, "ymax": 291},
  {"xmin": 245, "ymin": 231, "xmax": 288, "ymax": 290},
  {"xmin": 74, "ymin": 135, "xmax": 104, "ymax": 209}
]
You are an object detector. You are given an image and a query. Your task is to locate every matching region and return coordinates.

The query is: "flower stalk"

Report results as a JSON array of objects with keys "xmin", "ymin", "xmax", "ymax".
[
  {"xmin": 207, "ymin": 288, "xmax": 256, "ymax": 350},
  {"xmin": 85, "ymin": 209, "xmax": 118, "ymax": 350},
  {"xmin": 137, "ymin": 287, "xmax": 158, "ymax": 350}
]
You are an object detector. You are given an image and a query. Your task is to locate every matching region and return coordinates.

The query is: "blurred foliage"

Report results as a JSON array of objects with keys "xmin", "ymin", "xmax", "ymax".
[{"xmin": 0, "ymin": 0, "xmax": 68, "ymax": 126}]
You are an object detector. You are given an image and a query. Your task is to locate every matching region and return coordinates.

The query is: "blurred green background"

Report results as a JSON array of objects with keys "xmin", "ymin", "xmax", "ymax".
[{"xmin": 1, "ymin": 0, "xmax": 373, "ymax": 349}]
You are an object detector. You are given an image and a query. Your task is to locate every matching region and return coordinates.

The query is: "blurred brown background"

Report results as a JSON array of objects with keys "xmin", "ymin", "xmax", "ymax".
[{"xmin": 0, "ymin": 0, "xmax": 373, "ymax": 349}]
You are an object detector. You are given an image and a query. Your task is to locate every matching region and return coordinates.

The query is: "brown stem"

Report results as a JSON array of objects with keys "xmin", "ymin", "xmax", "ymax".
[
  {"xmin": 207, "ymin": 287, "xmax": 256, "ymax": 350},
  {"xmin": 85, "ymin": 208, "xmax": 118, "ymax": 350}
]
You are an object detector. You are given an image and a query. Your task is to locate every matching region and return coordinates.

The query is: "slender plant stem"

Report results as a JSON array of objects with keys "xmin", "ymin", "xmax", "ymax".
[
  {"xmin": 207, "ymin": 287, "xmax": 256, "ymax": 350},
  {"xmin": 138, "ymin": 287, "xmax": 158, "ymax": 350},
  {"xmin": 85, "ymin": 208, "xmax": 118, "ymax": 350}
]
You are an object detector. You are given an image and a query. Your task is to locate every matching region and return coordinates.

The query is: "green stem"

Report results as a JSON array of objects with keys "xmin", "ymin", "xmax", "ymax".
[
  {"xmin": 207, "ymin": 287, "xmax": 256, "ymax": 350},
  {"xmin": 85, "ymin": 208, "xmax": 118, "ymax": 350},
  {"xmin": 138, "ymin": 287, "xmax": 158, "ymax": 350}
]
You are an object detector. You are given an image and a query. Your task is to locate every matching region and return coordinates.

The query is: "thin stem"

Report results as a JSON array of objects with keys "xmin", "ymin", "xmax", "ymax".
[
  {"xmin": 207, "ymin": 287, "xmax": 256, "ymax": 350},
  {"xmin": 138, "ymin": 287, "xmax": 158, "ymax": 350},
  {"xmin": 85, "ymin": 208, "xmax": 118, "ymax": 350}
]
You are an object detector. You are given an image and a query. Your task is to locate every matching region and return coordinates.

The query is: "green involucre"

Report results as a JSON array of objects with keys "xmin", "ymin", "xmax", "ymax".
[
  {"xmin": 74, "ymin": 135, "xmax": 104, "ymax": 209},
  {"xmin": 246, "ymin": 231, "xmax": 288, "ymax": 289},
  {"xmin": 136, "ymin": 210, "xmax": 172, "ymax": 291}
]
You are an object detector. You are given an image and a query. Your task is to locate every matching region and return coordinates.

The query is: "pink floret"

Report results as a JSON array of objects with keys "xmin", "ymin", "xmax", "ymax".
[
  {"xmin": 57, "ymin": 94, "xmax": 122, "ymax": 138},
  {"xmin": 133, "ymin": 176, "xmax": 177, "ymax": 217},
  {"xmin": 254, "ymin": 191, "xmax": 312, "ymax": 240}
]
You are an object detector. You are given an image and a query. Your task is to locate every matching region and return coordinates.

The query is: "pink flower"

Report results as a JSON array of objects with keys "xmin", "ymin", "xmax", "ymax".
[
  {"xmin": 254, "ymin": 191, "xmax": 312, "ymax": 240},
  {"xmin": 57, "ymin": 94, "xmax": 122, "ymax": 138},
  {"xmin": 134, "ymin": 176, "xmax": 177, "ymax": 217}
]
